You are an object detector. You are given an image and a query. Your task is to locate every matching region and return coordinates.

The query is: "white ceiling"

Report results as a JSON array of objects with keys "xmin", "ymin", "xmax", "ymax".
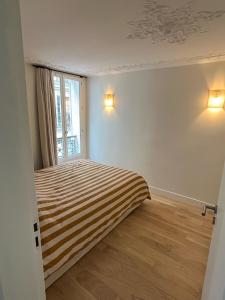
[{"xmin": 20, "ymin": 0, "xmax": 225, "ymax": 76}]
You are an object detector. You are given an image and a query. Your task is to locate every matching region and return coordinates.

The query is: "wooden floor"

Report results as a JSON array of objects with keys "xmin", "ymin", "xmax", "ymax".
[{"xmin": 46, "ymin": 194, "xmax": 213, "ymax": 300}]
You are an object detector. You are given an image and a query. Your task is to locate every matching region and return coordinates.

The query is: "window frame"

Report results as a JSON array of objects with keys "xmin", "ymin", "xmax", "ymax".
[{"xmin": 52, "ymin": 71, "xmax": 87, "ymax": 163}]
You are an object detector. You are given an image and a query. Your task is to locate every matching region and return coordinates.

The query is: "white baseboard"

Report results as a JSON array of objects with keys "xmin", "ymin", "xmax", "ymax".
[{"xmin": 149, "ymin": 185, "xmax": 213, "ymax": 207}]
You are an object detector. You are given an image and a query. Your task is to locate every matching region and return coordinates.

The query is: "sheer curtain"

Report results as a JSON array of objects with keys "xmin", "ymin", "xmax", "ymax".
[{"xmin": 36, "ymin": 67, "xmax": 57, "ymax": 168}]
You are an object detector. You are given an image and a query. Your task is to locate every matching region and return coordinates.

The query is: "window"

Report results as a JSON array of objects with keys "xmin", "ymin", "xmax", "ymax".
[{"xmin": 53, "ymin": 73, "xmax": 86, "ymax": 162}]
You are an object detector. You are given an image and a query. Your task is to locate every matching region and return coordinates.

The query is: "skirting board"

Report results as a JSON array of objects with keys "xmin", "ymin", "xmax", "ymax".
[{"xmin": 149, "ymin": 185, "xmax": 214, "ymax": 208}]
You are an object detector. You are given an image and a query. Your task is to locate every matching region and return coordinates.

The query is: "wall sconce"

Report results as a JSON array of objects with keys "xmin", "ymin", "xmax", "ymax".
[
  {"xmin": 104, "ymin": 93, "xmax": 114, "ymax": 109},
  {"xmin": 208, "ymin": 90, "xmax": 225, "ymax": 110}
]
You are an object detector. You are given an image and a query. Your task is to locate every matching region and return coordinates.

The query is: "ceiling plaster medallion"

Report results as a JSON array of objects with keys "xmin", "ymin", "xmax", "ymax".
[{"xmin": 127, "ymin": 0, "xmax": 225, "ymax": 44}]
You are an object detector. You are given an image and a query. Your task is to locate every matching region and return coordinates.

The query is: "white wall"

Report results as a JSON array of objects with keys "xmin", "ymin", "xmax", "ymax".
[
  {"xmin": 88, "ymin": 61, "xmax": 225, "ymax": 205},
  {"xmin": 0, "ymin": 1, "xmax": 45, "ymax": 299},
  {"xmin": 25, "ymin": 63, "xmax": 42, "ymax": 170}
]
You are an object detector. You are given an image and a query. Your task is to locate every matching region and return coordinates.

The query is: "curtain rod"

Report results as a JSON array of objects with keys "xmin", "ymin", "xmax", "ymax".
[{"xmin": 32, "ymin": 64, "xmax": 87, "ymax": 78}]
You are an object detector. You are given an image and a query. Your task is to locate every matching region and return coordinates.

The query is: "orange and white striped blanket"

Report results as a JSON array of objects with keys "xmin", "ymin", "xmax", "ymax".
[{"xmin": 35, "ymin": 160, "xmax": 150, "ymax": 286}]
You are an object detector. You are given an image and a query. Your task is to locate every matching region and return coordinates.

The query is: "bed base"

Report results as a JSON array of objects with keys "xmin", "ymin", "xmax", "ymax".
[{"xmin": 45, "ymin": 201, "xmax": 145, "ymax": 289}]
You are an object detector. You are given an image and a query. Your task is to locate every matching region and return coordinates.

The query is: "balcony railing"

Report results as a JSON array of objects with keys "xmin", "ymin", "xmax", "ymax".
[{"xmin": 57, "ymin": 135, "xmax": 79, "ymax": 159}]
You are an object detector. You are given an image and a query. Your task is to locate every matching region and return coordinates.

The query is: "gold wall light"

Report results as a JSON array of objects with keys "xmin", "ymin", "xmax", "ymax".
[
  {"xmin": 104, "ymin": 93, "xmax": 115, "ymax": 109},
  {"xmin": 208, "ymin": 90, "xmax": 225, "ymax": 110}
]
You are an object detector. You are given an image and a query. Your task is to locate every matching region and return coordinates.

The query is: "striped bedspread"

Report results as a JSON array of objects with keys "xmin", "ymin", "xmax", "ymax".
[{"xmin": 35, "ymin": 160, "xmax": 150, "ymax": 284}]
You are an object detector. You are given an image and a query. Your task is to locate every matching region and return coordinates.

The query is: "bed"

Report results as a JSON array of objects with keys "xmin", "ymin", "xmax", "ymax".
[{"xmin": 35, "ymin": 159, "xmax": 150, "ymax": 288}]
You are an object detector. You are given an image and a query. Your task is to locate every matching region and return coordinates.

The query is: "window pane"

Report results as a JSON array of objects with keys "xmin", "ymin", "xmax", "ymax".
[
  {"xmin": 53, "ymin": 76, "xmax": 64, "ymax": 159},
  {"xmin": 64, "ymin": 78, "xmax": 80, "ymax": 157}
]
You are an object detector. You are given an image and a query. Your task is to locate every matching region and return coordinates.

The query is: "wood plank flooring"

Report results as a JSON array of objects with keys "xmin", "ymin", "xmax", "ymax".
[{"xmin": 46, "ymin": 194, "xmax": 213, "ymax": 300}]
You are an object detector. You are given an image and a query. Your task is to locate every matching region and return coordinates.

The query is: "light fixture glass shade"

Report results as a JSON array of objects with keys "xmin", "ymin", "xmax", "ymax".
[
  {"xmin": 208, "ymin": 90, "xmax": 225, "ymax": 109},
  {"xmin": 104, "ymin": 93, "xmax": 114, "ymax": 109}
]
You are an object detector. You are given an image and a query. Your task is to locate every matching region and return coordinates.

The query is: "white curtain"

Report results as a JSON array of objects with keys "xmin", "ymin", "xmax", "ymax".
[{"xmin": 36, "ymin": 67, "xmax": 57, "ymax": 168}]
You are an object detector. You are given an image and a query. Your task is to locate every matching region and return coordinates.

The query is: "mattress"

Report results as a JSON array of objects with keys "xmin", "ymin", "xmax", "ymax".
[{"xmin": 35, "ymin": 160, "xmax": 150, "ymax": 287}]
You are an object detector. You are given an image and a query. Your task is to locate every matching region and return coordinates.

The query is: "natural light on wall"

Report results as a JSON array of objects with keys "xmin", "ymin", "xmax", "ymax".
[
  {"xmin": 208, "ymin": 90, "xmax": 225, "ymax": 111},
  {"xmin": 104, "ymin": 93, "xmax": 114, "ymax": 111}
]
